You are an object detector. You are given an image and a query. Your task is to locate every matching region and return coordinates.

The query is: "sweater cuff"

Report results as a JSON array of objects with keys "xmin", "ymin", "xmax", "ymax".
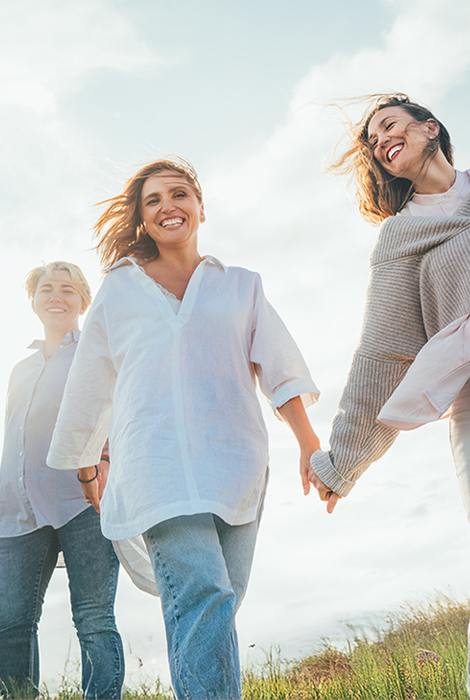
[{"xmin": 310, "ymin": 450, "xmax": 356, "ymax": 497}]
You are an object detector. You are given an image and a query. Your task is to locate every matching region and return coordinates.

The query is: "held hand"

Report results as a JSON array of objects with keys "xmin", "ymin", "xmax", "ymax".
[
  {"xmin": 300, "ymin": 446, "xmax": 320, "ymax": 495},
  {"xmin": 78, "ymin": 466, "xmax": 101, "ymax": 514},
  {"xmin": 308, "ymin": 466, "xmax": 341, "ymax": 514}
]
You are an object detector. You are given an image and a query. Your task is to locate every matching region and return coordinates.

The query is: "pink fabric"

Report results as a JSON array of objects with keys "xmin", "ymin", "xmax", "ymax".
[{"xmin": 378, "ymin": 314, "xmax": 470, "ymax": 430}]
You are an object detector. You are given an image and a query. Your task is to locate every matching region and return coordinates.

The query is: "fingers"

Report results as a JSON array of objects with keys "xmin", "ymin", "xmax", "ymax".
[
  {"xmin": 308, "ymin": 466, "xmax": 340, "ymax": 512},
  {"xmin": 326, "ymin": 492, "xmax": 341, "ymax": 514}
]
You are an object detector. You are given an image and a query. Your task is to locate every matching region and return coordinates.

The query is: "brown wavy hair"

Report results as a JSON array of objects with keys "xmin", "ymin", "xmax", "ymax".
[
  {"xmin": 330, "ymin": 94, "xmax": 454, "ymax": 224},
  {"xmin": 95, "ymin": 157, "xmax": 203, "ymax": 269}
]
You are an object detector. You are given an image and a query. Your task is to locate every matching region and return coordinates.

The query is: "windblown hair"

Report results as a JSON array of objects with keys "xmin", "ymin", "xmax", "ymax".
[
  {"xmin": 25, "ymin": 261, "xmax": 92, "ymax": 307},
  {"xmin": 330, "ymin": 93, "xmax": 454, "ymax": 224},
  {"xmin": 94, "ymin": 157, "xmax": 203, "ymax": 269}
]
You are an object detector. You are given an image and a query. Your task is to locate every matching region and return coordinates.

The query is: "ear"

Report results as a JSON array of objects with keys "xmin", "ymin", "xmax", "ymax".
[
  {"xmin": 31, "ymin": 299, "xmax": 36, "ymax": 314},
  {"xmin": 79, "ymin": 302, "xmax": 88, "ymax": 315},
  {"xmin": 426, "ymin": 119, "xmax": 440, "ymax": 140},
  {"xmin": 199, "ymin": 204, "xmax": 206, "ymax": 223}
]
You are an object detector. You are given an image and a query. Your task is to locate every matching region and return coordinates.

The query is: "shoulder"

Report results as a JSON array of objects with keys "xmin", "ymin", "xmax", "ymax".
[{"xmin": 8, "ymin": 350, "xmax": 42, "ymax": 385}]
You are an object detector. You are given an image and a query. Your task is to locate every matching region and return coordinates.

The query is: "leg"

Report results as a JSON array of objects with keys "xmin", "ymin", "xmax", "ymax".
[
  {"xmin": 213, "ymin": 514, "xmax": 260, "ymax": 613},
  {"xmin": 58, "ymin": 507, "xmax": 124, "ymax": 699},
  {"xmin": 0, "ymin": 528, "xmax": 59, "ymax": 698},
  {"xmin": 144, "ymin": 513, "xmax": 247, "ymax": 700},
  {"xmin": 449, "ymin": 380, "xmax": 470, "ymax": 696}
]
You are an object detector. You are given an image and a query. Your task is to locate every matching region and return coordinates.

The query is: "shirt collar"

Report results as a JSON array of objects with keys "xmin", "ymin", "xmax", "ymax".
[
  {"xmin": 412, "ymin": 169, "xmax": 468, "ymax": 206},
  {"xmin": 27, "ymin": 330, "xmax": 80, "ymax": 351},
  {"xmin": 107, "ymin": 255, "xmax": 228, "ymax": 273}
]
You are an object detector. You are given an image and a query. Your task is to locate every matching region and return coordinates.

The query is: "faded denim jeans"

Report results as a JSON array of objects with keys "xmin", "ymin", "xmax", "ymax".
[
  {"xmin": 144, "ymin": 512, "xmax": 260, "ymax": 700},
  {"xmin": 0, "ymin": 506, "xmax": 124, "ymax": 699}
]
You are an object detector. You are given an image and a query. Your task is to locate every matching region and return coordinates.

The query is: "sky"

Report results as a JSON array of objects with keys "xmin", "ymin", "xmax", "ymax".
[{"xmin": 1, "ymin": 0, "xmax": 470, "ymax": 692}]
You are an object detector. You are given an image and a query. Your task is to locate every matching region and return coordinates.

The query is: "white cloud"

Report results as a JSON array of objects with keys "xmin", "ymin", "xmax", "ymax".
[{"xmin": 0, "ymin": 0, "xmax": 159, "ymax": 114}]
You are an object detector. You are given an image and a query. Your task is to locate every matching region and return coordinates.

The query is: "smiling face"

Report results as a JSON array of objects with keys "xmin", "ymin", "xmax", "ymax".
[
  {"xmin": 367, "ymin": 106, "xmax": 439, "ymax": 181},
  {"xmin": 140, "ymin": 173, "xmax": 205, "ymax": 253},
  {"xmin": 32, "ymin": 271, "xmax": 87, "ymax": 335}
]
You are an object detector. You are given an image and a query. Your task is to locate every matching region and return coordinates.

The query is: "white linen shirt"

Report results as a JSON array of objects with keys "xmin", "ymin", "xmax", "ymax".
[
  {"xmin": 0, "ymin": 331, "xmax": 89, "ymax": 536},
  {"xmin": 398, "ymin": 169, "xmax": 470, "ymax": 217},
  {"xmin": 48, "ymin": 256, "xmax": 319, "ymax": 541},
  {"xmin": 377, "ymin": 169, "xmax": 470, "ymax": 431}
]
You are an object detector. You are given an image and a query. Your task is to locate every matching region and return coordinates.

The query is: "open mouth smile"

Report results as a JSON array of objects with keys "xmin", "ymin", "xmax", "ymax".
[
  {"xmin": 387, "ymin": 144, "xmax": 404, "ymax": 162},
  {"xmin": 160, "ymin": 217, "xmax": 184, "ymax": 228},
  {"xmin": 46, "ymin": 308, "xmax": 66, "ymax": 313}
]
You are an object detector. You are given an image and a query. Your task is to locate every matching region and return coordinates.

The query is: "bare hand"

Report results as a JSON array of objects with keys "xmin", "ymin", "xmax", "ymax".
[
  {"xmin": 308, "ymin": 467, "xmax": 341, "ymax": 514},
  {"xmin": 78, "ymin": 462, "xmax": 107, "ymax": 514}
]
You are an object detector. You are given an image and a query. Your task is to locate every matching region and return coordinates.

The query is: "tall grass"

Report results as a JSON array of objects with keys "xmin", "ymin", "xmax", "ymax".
[
  {"xmin": 243, "ymin": 596, "xmax": 470, "ymax": 699},
  {"xmin": 16, "ymin": 595, "xmax": 469, "ymax": 699}
]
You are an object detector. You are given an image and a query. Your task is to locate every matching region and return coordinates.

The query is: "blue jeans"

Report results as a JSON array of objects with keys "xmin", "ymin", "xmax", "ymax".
[
  {"xmin": 144, "ymin": 512, "xmax": 260, "ymax": 700},
  {"xmin": 0, "ymin": 506, "xmax": 124, "ymax": 699}
]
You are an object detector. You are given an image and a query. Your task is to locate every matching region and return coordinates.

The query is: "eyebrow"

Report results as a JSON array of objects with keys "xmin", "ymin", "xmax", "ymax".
[
  {"xmin": 38, "ymin": 283, "xmax": 76, "ymax": 291},
  {"xmin": 142, "ymin": 184, "xmax": 192, "ymax": 202},
  {"xmin": 368, "ymin": 115, "xmax": 399, "ymax": 143}
]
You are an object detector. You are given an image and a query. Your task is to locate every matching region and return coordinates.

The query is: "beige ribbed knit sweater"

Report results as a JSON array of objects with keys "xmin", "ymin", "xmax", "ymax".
[{"xmin": 311, "ymin": 195, "xmax": 470, "ymax": 497}]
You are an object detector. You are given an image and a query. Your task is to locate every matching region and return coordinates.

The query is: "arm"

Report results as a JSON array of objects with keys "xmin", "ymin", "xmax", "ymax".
[
  {"xmin": 79, "ymin": 440, "xmax": 110, "ymax": 513},
  {"xmin": 311, "ymin": 251, "xmax": 425, "ymax": 498},
  {"xmin": 47, "ymin": 295, "xmax": 117, "ymax": 472},
  {"xmin": 277, "ymin": 396, "xmax": 340, "ymax": 513}
]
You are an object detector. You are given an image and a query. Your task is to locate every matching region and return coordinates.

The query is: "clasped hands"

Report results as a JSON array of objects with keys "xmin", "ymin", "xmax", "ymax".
[{"xmin": 300, "ymin": 449, "xmax": 340, "ymax": 514}]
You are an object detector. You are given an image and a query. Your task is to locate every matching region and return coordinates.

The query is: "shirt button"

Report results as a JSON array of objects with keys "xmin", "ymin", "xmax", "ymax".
[
  {"xmin": 19, "ymin": 452, "xmax": 23, "ymax": 457},
  {"xmin": 20, "ymin": 426, "xmax": 24, "ymax": 430},
  {"xmin": 445, "ymin": 192, "xmax": 451, "ymax": 198}
]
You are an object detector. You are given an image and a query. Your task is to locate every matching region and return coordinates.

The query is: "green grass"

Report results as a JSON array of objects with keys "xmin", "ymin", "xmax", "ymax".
[
  {"xmin": 14, "ymin": 595, "xmax": 469, "ymax": 699},
  {"xmin": 242, "ymin": 595, "xmax": 470, "ymax": 699}
]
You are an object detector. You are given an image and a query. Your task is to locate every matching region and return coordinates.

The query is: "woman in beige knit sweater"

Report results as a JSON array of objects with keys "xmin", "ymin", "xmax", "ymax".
[{"xmin": 309, "ymin": 94, "xmax": 470, "ymax": 514}]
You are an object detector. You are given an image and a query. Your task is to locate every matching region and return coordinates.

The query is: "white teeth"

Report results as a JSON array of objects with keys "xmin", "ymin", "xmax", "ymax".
[
  {"xmin": 387, "ymin": 145, "xmax": 403, "ymax": 162},
  {"xmin": 161, "ymin": 218, "xmax": 183, "ymax": 228}
]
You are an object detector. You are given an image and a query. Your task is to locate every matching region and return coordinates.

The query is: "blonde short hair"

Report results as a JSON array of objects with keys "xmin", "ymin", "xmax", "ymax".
[{"xmin": 25, "ymin": 261, "xmax": 92, "ymax": 307}]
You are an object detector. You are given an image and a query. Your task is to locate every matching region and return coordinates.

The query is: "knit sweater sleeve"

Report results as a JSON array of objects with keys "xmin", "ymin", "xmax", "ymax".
[{"xmin": 311, "ymin": 251, "xmax": 427, "ymax": 497}]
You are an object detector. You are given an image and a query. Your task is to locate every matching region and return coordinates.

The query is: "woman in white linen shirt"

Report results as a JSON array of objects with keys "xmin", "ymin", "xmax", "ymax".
[{"xmin": 47, "ymin": 157, "xmax": 321, "ymax": 700}]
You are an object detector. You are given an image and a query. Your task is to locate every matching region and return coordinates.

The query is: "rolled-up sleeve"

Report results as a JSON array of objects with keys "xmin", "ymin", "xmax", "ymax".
[
  {"xmin": 249, "ymin": 274, "xmax": 319, "ymax": 414},
  {"xmin": 47, "ymin": 301, "xmax": 117, "ymax": 470}
]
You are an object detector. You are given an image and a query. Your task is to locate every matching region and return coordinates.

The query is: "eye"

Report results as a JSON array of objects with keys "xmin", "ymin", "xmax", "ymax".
[
  {"xmin": 174, "ymin": 191, "xmax": 187, "ymax": 198},
  {"xmin": 145, "ymin": 198, "xmax": 159, "ymax": 206},
  {"xmin": 385, "ymin": 121, "xmax": 395, "ymax": 131}
]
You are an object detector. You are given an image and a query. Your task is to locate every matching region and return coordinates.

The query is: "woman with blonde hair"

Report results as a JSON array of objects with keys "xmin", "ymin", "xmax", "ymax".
[
  {"xmin": 308, "ymin": 93, "xmax": 470, "ymax": 683},
  {"xmin": 0, "ymin": 262, "xmax": 124, "ymax": 699},
  {"xmin": 48, "ymin": 157, "xmax": 321, "ymax": 700}
]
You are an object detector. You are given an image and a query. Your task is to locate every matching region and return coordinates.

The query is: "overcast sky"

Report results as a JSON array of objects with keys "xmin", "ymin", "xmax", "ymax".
[{"xmin": 1, "ymin": 0, "xmax": 470, "ymax": 692}]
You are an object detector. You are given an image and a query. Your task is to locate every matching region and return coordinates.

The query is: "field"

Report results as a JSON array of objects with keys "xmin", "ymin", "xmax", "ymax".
[{"xmin": 11, "ymin": 595, "xmax": 470, "ymax": 700}]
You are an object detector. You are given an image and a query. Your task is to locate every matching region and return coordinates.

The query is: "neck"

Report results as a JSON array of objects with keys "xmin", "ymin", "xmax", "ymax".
[
  {"xmin": 157, "ymin": 244, "xmax": 203, "ymax": 273},
  {"xmin": 43, "ymin": 327, "xmax": 76, "ymax": 359},
  {"xmin": 413, "ymin": 151, "xmax": 456, "ymax": 195}
]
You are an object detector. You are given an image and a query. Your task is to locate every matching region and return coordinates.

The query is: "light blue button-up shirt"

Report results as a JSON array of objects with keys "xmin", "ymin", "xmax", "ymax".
[{"xmin": 0, "ymin": 330, "xmax": 89, "ymax": 537}]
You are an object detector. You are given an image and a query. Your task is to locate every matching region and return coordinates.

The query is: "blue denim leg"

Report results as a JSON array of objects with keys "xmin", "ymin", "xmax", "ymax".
[
  {"xmin": 58, "ymin": 506, "xmax": 124, "ymax": 699},
  {"xmin": 144, "ymin": 513, "xmax": 259, "ymax": 700},
  {"xmin": 0, "ymin": 527, "xmax": 59, "ymax": 698}
]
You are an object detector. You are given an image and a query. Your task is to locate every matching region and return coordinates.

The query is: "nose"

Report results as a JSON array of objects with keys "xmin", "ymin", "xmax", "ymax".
[
  {"xmin": 376, "ymin": 130, "xmax": 390, "ymax": 149},
  {"xmin": 160, "ymin": 197, "xmax": 176, "ymax": 212}
]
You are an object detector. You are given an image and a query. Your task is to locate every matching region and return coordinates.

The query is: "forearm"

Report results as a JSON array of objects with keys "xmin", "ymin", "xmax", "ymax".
[{"xmin": 277, "ymin": 396, "xmax": 320, "ymax": 454}]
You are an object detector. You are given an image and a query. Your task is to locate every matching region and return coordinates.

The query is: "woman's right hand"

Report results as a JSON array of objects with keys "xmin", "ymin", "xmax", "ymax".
[{"xmin": 78, "ymin": 465, "xmax": 101, "ymax": 514}]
